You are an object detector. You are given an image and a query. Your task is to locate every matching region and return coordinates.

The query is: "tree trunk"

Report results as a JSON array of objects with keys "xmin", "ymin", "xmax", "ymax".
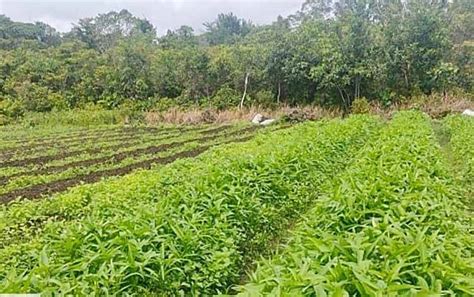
[
  {"xmin": 352, "ymin": 75, "xmax": 362, "ymax": 100},
  {"xmin": 277, "ymin": 81, "xmax": 281, "ymax": 104},
  {"xmin": 355, "ymin": 76, "xmax": 361, "ymax": 99},
  {"xmin": 240, "ymin": 72, "xmax": 249, "ymax": 110},
  {"xmin": 337, "ymin": 87, "xmax": 346, "ymax": 107},
  {"xmin": 403, "ymin": 63, "xmax": 410, "ymax": 90},
  {"xmin": 337, "ymin": 86, "xmax": 349, "ymax": 116},
  {"xmin": 354, "ymin": 79, "xmax": 358, "ymax": 100}
]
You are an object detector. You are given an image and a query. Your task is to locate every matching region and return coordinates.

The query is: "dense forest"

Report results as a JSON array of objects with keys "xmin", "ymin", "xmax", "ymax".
[{"xmin": 0, "ymin": 0, "xmax": 472, "ymax": 120}]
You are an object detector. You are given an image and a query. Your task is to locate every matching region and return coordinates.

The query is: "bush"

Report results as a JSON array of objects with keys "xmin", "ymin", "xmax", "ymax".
[
  {"xmin": 13, "ymin": 82, "xmax": 53, "ymax": 112},
  {"xmin": 211, "ymin": 86, "xmax": 239, "ymax": 110},
  {"xmin": 18, "ymin": 106, "xmax": 121, "ymax": 127},
  {"xmin": 48, "ymin": 92, "xmax": 68, "ymax": 111},
  {"xmin": 150, "ymin": 97, "xmax": 178, "ymax": 112},
  {"xmin": 351, "ymin": 97, "xmax": 371, "ymax": 114},
  {"xmin": 118, "ymin": 99, "xmax": 145, "ymax": 124},
  {"xmin": 253, "ymin": 90, "xmax": 275, "ymax": 108},
  {"xmin": 0, "ymin": 114, "xmax": 11, "ymax": 126},
  {"xmin": 0, "ymin": 99, "xmax": 25, "ymax": 119}
]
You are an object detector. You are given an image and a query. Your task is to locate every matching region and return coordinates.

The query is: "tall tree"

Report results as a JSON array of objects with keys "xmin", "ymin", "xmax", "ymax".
[
  {"xmin": 158, "ymin": 25, "xmax": 197, "ymax": 49},
  {"xmin": 0, "ymin": 15, "xmax": 60, "ymax": 49},
  {"xmin": 70, "ymin": 9, "xmax": 156, "ymax": 52},
  {"xmin": 204, "ymin": 13, "xmax": 253, "ymax": 45}
]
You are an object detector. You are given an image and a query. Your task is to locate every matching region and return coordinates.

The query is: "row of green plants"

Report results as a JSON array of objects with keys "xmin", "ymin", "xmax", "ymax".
[
  {"xmin": 0, "ymin": 125, "xmax": 86, "ymax": 143},
  {"xmin": 0, "ymin": 124, "xmax": 222, "ymax": 166},
  {"xmin": 0, "ymin": 127, "xmax": 95, "ymax": 150},
  {"xmin": 0, "ymin": 107, "xmax": 128, "ymax": 127},
  {"xmin": 444, "ymin": 115, "xmax": 474, "ymax": 209},
  {"xmin": 0, "ymin": 124, "xmax": 184, "ymax": 151},
  {"xmin": 0, "ymin": 123, "xmax": 161, "ymax": 145},
  {"xmin": 237, "ymin": 111, "xmax": 474, "ymax": 296},
  {"xmin": 0, "ymin": 124, "xmax": 256, "ymax": 196},
  {"xmin": 0, "ymin": 115, "xmax": 379, "ymax": 294},
  {"xmin": 1, "ymin": 127, "xmax": 190, "ymax": 161},
  {"xmin": 0, "ymin": 127, "xmax": 197, "ymax": 177},
  {"xmin": 0, "ymin": 128, "xmax": 264, "ymax": 247}
]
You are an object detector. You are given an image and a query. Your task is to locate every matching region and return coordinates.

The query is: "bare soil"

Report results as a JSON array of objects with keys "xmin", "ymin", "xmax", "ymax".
[
  {"xmin": 0, "ymin": 125, "xmax": 229, "ymax": 167},
  {"xmin": 0, "ymin": 125, "xmax": 240, "ymax": 183},
  {"xmin": 0, "ymin": 134, "xmax": 255, "ymax": 204},
  {"xmin": 0, "ymin": 126, "xmax": 188, "ymax": 155}
]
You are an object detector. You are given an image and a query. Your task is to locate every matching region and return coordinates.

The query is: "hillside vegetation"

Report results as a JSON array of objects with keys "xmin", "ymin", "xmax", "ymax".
[{"xmin": 0, "ymin": 0, "xmax": 473, "ymax": 124}]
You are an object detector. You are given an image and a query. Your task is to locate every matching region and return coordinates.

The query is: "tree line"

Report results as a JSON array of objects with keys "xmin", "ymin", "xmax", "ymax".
[{"xmin": 0, "ymin": 0, "xmax": 472, "ymax": 119}]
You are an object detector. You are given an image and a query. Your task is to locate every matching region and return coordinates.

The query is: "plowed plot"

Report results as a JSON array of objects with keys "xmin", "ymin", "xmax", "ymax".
[{"xmin": 0, "ymin": 123, "xmax": 269, "ymax": 204}]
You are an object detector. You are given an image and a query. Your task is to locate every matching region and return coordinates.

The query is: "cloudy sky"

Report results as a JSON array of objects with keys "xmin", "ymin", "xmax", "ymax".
[{"xmin": 0, "ymin": 0, "xmax": 302, "ymax": 35}]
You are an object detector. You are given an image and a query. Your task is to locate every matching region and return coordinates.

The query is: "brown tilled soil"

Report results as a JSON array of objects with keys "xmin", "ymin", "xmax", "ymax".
[
  {"xmin": 0, "ymin": 125, "xmax": 242, "ymax": 184},
  {"xmin": 1, "ymin": 132, "xmax": 172, "ymax": 163},
  {"xmin": 0, "ymin": 135, "xmax": 255, "ymax": 205},
  {"xmin": 8, "ymin": 126, "xmax": 164, "ymax": 145},
  {"xmin": 0, "ymin": 125, "xmax": 212, "ymax": 160},
  {"xmin": 0, "ymin": 126, "xmax": 187, "ymax": 155},
  {"xmin": 0, "ymin": 125, "xmax": 230, "ymax": 167}
]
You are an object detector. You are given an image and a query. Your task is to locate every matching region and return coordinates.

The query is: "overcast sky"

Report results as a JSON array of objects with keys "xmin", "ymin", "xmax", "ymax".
[{"xmin": 0, "ymin": 0, "xmax": 302, "ymax": 35}]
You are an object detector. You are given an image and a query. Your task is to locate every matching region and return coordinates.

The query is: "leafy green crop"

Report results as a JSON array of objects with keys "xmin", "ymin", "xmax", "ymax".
[
  {"xmin": 237, "ymin": 111, "xmax": 474, "ymax": 296},
  {"xmin": 0, "ymin": 116, "xmax": 379, "ymax": 295},
  {"xmin": 0, "ymin": 124, "xmax": 250, "ymax": 197},
  {"xmin": 445, "ymin": 115, "xmax": 474, "ymax": 209}
]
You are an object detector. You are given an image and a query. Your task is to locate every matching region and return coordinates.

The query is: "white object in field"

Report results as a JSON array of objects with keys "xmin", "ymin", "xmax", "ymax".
[
  {"xmin": 260, "ymin": 119, "xmax": 276, "ymax": 126},
  {"xmin": 252, "ymin": 113, "xmax": 264, "ymax": 124},
  {"xmin": 462, "ymin": 109, "xmax": 474, "ymax": 117}
]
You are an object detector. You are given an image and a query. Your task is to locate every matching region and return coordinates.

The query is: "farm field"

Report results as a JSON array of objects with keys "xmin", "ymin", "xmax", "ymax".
[
  {"xmin": 0, "ymin": 123, "xmax": 273, "ymax": 204},
  {"xmin": 0, "ymin": 111, "xmax": 473, "ymax": 295}
]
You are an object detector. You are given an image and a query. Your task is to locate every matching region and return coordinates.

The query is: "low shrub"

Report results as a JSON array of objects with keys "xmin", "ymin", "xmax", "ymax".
[
  {"xmin": 210, "ymin": 86, "xmax": 240, "ymax": 110},
  {"xmin": 351, "ymin": 97, "xmax": 371, "ymax": 114}
]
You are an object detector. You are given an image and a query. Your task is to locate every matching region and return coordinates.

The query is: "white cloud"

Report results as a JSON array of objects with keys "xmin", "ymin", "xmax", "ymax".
[{"xmin": 0, "ymin": 0, "xmax": 302, "ymax": 35}]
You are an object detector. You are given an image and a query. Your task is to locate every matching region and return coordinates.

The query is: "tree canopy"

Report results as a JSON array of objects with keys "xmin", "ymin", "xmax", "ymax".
[{"xmin": 0, "ymin": 0, "xmax": 472, "ymax": 117}]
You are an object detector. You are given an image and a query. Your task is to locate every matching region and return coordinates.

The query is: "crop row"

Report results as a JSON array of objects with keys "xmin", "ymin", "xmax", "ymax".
[
  {"xmin": 0, "ymin": 125, "xmax": 210, "ymax": 165},
  {"xmin": 0, "ymin": 115, "xmax": 379, "ymax": 295},
  {"xmin": 0, "ymin": 124, "xmax": 183, "ymax": 144},
  {"xmin": 0, "ymin": 125, "xmax": 192, "ymax": 153},
  {"xmin": 0, "ymin": 125, "xmax": 100, "ymax": 144},
  {"xmin": 444, "ymin": 115, "xmax": 473, "ymax": 210},
  {"xmin": 0, "ymin": 125, "xmax": 230, "ymax": 172},
  {"xmin": 237, "ymin": 111, "xmax": 474, "ymax": 296},
  {"xmin": 0, "ymin": 127, "xmax": 176, "ymax": 161},
  {"xmin": 0, "ymin": 132, "xmax": 264, "ymax": 249},
  {"xmin": 444, "ymin": 115, "xmax": 473, "ymax": 181},
  {"xmin": 0, "ymin": 125, "xmax": 264, "ymax": 203},
  {"xmin": 0, "ymin": 125, "xmax": 124, "ymax": 148},
  {"xmin": 0, "ymin": 129, "xmax": 214, "ymax": 181}
]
